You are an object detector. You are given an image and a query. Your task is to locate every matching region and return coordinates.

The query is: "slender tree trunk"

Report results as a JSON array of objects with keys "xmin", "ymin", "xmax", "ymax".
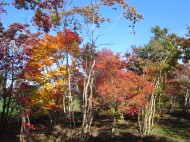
[
  {"xmin": 1, "ymin": 72, "xmax": 7, "ymax": 134},
  {"xmin": 138, "ymin": 95, "xmax": 156, "ymax": 135},
  {"xmin": 1, "ymin": 72, "xmax": 14, "ymax": 134},
  {"xmin": 80, "ymin": 60, "xmax": 95, "ymax": 142},
  {"xmin": 111, "ymin": 105, "xmax": 117, "ymax": 136},
  {"xmin": 20, "ymin": 109, "xmax": 31, "ymax": 142},
  {"xmin": 184, "ymin": 89, "xmax": 190, "ymax": 114}
]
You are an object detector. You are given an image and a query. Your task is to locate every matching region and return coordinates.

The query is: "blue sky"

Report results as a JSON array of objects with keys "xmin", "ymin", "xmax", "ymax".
[
  {"xmin": 97, "ymin": 0, "xmax": 190, "ymax": 53},
  {"xmin": 1, "ymin": 0, "xmax": 190, "ymax": 53}
]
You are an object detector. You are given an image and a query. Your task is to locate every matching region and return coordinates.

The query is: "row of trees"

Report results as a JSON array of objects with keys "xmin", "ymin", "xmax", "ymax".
[{"xmin": 0, "ymin": 0, "xmax": 190, "ymax": 141}]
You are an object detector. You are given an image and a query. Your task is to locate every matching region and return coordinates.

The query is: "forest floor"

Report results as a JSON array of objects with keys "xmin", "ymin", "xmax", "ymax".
[{"xmin": 0, "ymin": 111, "xmax": 190, "ymax": 142}]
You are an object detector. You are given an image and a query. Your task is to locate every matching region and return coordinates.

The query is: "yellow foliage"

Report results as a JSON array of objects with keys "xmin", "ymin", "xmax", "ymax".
[{"xmin": 24, "ymin": 32, "xmax": 80, "ymax": 112}]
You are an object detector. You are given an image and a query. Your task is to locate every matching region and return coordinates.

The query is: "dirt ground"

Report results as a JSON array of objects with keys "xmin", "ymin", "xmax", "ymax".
[{"xmin": 0, "ymin": 112, "xmax": 190, "ymax": 142}]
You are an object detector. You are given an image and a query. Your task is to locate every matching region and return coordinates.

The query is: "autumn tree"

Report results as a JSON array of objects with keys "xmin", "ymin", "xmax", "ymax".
[
  {"xmin": 95, "ymin": 48, "xmax": 153, "ymax": 135},
  {"xmin": 21, "ymin": 29, "xmax": 82, "ymax": 133},
  {"xmin": 126, "ymin": 26, "xmax": 181, "ymax": 135},
  {"xmin": 166, "ymin": 64, "xmax": 190, "ymax": 112},
  {"xmin": 174, "ymin": 27, "xmax": 190, "ymax": 113},
  {"xmin": 0, "ymin": 22, "xmax": 39, "ymax": 136}
]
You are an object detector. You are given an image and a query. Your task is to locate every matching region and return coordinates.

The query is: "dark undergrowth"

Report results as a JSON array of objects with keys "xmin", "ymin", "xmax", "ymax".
[{"xmin": 0, "ymin": 111, "xmax": 189, "ymax": 142}]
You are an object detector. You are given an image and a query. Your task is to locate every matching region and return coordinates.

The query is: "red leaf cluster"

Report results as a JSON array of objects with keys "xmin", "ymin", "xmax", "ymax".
[
  {"xmin": 58, "ymin": 29, "xmax": 83, "ymax": 46},
  {"xmin": 95, "ymin": 49, "xmax": 153, "ymax": 111},
  {"xmin": 23, "ymin": 123, "xmax": 35, "ymax": 130}
]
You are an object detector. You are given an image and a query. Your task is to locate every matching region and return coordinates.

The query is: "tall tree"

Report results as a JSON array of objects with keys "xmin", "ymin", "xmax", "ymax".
[
  {"xmin": 95, "ymin": 48, "xmax": 153, "ymax": 135},
  {"xmin": 22, "ymin": 29, "xmax": 81, "ymax": 128},
  {"xmin": 0, "ymin": 22, "xmax": 40, "ymax": 134},
  {"xmin": 126, "ymin": 26, "xmax": 181, "ymax": 135}
]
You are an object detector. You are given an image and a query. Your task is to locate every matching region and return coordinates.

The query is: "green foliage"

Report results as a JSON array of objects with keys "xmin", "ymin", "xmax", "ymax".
[
  {"xmin": 157, "ymin": 95, "xmax": 172, "ymax": 108},
  {"xmin": 151, "ymin": 26, "xmax": 168, "ymax": 41}
]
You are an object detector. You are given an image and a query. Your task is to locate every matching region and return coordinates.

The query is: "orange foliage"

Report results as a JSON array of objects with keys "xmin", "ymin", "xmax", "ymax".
[{"xmin": 22, "ymin": 29, "xmax": 82, "ymax": 112}]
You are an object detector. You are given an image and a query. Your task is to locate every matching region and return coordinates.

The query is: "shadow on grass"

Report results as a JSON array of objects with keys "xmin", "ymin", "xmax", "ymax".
[
  {"xmin": 88, "ymin": 115, "xmax": 174, "ymax": 142},
  {"xmin": 88, "ymin": 131, "xmax": 173, "ymax": 142},
  {"xmin": 159, "ymin": 112, "xmax": 190, "ymax": 140}
]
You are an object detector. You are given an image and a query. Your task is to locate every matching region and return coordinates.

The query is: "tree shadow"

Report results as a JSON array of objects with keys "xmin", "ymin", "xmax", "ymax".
[
  {"xmin": 0, "ymin": 134, "xmax": 19, "ymax": 142},
  {"xmin": 88, "ymin": 130, "xmax": 173, "ymax": 142},
  {"xmin": 0, "ymin": 120, "xmax": 20, "ymax": 142},
  {"xmin": 159, "ymin": 112, "xmax": 190, "ymax": 140},
  {"xmin": 89, "ymin": 115, "xmax": 173, "ymax": 142}
]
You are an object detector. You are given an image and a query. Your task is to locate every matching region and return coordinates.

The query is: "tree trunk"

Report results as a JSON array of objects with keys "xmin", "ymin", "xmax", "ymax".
[
  {"xmin": 80, "ymin": 60, "xmax": 95, "ymax": 142},
  {"xmin": 138, "ymin": 95, "xmax": 156, "ymax": 135},
  {"xmin": 184, "ymin": 89, "xmax": 190, "ymax": 114},
  {"xmin": 111, "ymin": 105, "xmax": 117, "ymax": 136},
  {"xmin": 20, "ymin": 109, "xmax": 31, "ymax": 142}
]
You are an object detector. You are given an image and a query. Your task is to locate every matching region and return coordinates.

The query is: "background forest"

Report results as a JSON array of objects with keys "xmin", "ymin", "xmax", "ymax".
[{"xmin": 0, "ymin": 0, "xmax": 190, "ymax": 142}]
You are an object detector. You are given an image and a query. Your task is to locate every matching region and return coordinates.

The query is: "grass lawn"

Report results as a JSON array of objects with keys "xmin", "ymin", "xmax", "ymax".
[{"xmin": 151, "ymin": 113, "xmax": 190, "ymax": 142}]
